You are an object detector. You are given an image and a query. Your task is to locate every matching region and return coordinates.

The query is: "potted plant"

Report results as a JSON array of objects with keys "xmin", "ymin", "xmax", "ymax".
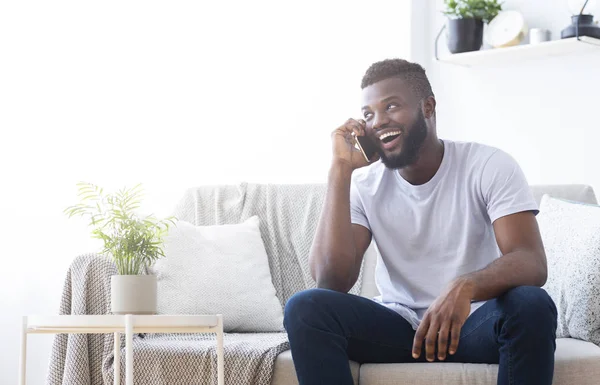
[
  {"xmin": 443, "ymin": 0, "xmax": 503, "ymax": 53},
  {"xmin": 65, "ymin": 182, "xmax": 177, "ymax": 314}
]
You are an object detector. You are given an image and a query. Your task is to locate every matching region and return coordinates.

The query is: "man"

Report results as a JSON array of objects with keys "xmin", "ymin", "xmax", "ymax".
[{"xmin": 284, "ymin": 59, "xmax": 557, "ymax": 385}]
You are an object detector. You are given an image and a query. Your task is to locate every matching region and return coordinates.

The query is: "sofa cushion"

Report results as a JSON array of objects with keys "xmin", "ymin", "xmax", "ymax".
[
  {"xmin": 538, "ymin": 195, "xmax": 600, "ymax": 345},
  {"xmin": 150, "ymin": 216, "xmax": 284, "ymax": 332},
  {"xmin": 271, "ymin": 350, "xmax": 359, "ymax": 385},
  {"xmin": 358, "ymin": 338, "xmax": 600, "ymax": 385}
]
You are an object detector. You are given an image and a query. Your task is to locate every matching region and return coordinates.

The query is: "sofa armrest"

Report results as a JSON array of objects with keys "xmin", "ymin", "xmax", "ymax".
[{"xmin": 58, "ymin": 253, "xmax": 117, "ymax": 316}]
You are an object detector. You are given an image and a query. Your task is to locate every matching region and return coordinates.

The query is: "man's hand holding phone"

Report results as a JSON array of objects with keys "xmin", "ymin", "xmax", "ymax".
[{"xmin": 331, "ymin": 118, "xmax": 379, "ymax": 171}]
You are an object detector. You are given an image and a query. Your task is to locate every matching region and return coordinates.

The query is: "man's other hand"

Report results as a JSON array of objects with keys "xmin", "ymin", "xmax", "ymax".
[{"xmin": 412, "ymin": 277, "xmax": 474, "ymax": 362}]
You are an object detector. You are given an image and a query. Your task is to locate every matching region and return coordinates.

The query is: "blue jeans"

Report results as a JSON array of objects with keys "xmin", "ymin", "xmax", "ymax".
[{"xmin": 284, "ymin": 286, "xmax": 557, "ymax": 385}]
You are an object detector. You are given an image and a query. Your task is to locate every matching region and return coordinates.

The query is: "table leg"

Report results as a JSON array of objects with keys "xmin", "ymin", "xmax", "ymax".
[
  {"xmin": 125, "ymin": 315, "xmax": 133, "ymax": 385},
  {"xmin": 114, "ymin": 332, "xmax": 121, "ymax": 385},
  {"xmin": 18, "ymin": 316, "xmax": 27, "ymax": 385},
  {"xmin": 216, "ymin": 314, "xmax": 224, "ymax": 385}
]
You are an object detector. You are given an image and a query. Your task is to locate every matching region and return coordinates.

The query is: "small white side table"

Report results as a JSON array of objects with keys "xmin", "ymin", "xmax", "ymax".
[{"xmin": 20, "ymin": 314, "xmax": 224, "ymax": 385}]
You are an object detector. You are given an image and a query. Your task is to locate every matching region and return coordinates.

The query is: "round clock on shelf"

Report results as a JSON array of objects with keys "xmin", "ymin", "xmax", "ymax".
[{"xmin": 486, "ymin": 11, "xmax": 528, "ymax": 48}]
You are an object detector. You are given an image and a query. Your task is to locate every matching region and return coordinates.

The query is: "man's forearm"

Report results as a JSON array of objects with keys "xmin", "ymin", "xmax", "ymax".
[{"xmin": 457, "ymin": 250, "xmax": 547, "ymax": 302}]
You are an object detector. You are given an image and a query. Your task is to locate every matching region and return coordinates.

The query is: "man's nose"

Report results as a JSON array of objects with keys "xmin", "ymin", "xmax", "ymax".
[{"xmin": 371, "ymin": 112, "xmax": 390, "ymax": 130}]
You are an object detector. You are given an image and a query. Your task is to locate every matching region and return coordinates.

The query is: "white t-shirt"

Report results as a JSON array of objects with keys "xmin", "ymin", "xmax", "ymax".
[{"xmin": 350, "ymin": 140, "xmax": 538, "ymax": 329}]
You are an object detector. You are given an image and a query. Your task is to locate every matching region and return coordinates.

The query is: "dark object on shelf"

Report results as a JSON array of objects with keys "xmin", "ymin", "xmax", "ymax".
[
  {"xmin": 446, "ymin": 18, "xmax": 484, "ymax": 54},
  {"xmin": 561, "ymin": 14, "xmax": 600, "ymax": 39}
]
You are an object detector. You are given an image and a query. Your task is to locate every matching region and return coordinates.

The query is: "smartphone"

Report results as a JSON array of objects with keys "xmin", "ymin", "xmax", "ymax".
[{"xmin": 355, "ymin": 135, "xmax": 378, "ymax": 163}]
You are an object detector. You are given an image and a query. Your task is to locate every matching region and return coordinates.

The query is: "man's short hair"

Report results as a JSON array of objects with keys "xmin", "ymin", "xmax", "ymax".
[{"xmin": 361, "ymin": 59, "xmax": 434, "ymax": 99}]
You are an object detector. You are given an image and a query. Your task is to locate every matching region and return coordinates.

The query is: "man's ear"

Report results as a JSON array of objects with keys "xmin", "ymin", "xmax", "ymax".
[{"xmin": 422, "ymin": 96, "xmax": 436, "ymax": 119}]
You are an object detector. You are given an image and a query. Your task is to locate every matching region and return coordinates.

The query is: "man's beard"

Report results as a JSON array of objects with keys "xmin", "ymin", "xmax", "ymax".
[{"xmin": 376, "ymin": 109, "xmax": 428, "ymax": 170}]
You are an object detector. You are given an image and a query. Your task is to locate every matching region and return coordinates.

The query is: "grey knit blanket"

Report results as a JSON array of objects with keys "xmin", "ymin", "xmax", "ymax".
[{"xmin": 47, "ymin": 183, "xmax": 363, "ymax": 385}]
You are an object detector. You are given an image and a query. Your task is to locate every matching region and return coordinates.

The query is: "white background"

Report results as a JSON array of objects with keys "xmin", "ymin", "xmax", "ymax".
[
  {"xmin": 0, "ymin": 1, "xmax": 412, "ymax": 384},
  {"xmin": 422, "ymin": 0, "xmax": 600, "ymax": 192}
]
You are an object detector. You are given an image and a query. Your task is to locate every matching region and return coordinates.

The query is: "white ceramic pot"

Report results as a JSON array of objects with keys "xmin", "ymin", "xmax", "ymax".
[{"xmin": 111, "ymin": 275, "xmax": 157, "ymax": 315}]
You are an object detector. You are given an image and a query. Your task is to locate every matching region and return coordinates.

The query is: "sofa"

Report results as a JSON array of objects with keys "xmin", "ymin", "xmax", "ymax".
[
  {"xmin": 270, "ymin": 184, "xmax": 600, "ymax": 385},
  {"xmin": 49, "ymin": 183, "xmax": 600, "ymax": 385}
]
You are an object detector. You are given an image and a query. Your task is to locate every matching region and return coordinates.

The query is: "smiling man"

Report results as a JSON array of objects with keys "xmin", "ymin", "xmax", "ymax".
[{"xmin": 284, "ymin": 59, "xmax": 558, "ymax": 385}]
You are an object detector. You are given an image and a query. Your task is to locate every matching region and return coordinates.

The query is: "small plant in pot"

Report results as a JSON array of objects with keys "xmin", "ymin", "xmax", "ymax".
[
  {"xmin": 443, "ymin": 0, "xmax": 503, "ymax": 54},
  {"xmin": 65, "ymin": 182, "xmax": 177, "ymax": 314}
]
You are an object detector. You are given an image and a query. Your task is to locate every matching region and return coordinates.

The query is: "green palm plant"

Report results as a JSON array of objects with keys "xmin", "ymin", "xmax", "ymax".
[
  {"xmin": 64, "ymin": 182, "xmax": 177, "ymax": 275},
  {"xmin": 443, "ymin": 0, "xmax": 503, "ymax": 23}
]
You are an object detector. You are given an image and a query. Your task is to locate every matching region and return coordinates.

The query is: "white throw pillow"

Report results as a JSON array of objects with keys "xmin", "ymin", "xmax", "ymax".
[
  {"xmin": 150, "ymin": 216, "xmax": 284, "ymax": 332},
  {"xmin": 538, "ymin": 195, "xmax": 600, "ymax": 345}
]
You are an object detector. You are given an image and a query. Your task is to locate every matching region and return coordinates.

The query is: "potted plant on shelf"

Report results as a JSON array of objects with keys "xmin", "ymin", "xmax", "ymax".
[
  {"xmin": 442, "ymin": 0, "xmax": 503, "ymax": 53},
  {"xmin": 65, "ymin": 182, "xmax": 177, "ymax": 315}
]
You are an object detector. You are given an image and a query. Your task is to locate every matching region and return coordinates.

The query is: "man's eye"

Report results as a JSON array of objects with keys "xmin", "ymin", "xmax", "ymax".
[
  {"xmin": 387, "ymin": 103, "xmax": 399, "ymax": 110},
  {"xmin": 364, "ymin": 112, "xmax": 373, "ymax": 119}
]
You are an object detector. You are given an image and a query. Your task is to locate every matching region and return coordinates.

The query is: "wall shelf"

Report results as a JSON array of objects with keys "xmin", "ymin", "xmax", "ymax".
[{"xmin": 437, "ymin": 36, "xmax": 600, "ymax": 67}]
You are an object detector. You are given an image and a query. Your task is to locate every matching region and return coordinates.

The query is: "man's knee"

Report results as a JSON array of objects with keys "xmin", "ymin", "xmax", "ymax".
[
  {"xmin": 284, "ymin": 288, "xmax": 340, "ymax": 332},
  {"xmin": 499, "ymin": 286, "xmax": 557, "ymax": 332}
]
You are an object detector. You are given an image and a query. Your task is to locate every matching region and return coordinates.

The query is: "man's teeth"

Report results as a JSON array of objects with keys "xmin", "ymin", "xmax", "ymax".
[{"xmin": 379, "ymin": 131, "xmax": 402, "ymax": 141}]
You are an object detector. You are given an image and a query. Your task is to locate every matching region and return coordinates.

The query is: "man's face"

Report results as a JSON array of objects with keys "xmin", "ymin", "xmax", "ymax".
[{"xmin": 361, "ymin": 77, "xmax": 428, "ymax": 169}]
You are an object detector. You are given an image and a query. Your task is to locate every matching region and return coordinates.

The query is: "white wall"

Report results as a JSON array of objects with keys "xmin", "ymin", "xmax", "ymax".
[
  {"xmin": 422, "ymin": 0, "xmax": 600, "ymax": 193},
  {"xmin": 0, "ymin": 1, "xmax": 412, "ymax": 384}
]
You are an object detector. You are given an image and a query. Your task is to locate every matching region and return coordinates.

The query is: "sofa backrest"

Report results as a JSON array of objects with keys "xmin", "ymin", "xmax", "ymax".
[
  {"xmin": 172, "ymin": 183, "xmax": 597, "ymax": 303},
  {"xmin": 530, "ymin": 184, "xmax": 598, "ymax": 206},
  {"xmin": 358, "ymin": 184, "xmax": 599, "ymax": 299}
]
